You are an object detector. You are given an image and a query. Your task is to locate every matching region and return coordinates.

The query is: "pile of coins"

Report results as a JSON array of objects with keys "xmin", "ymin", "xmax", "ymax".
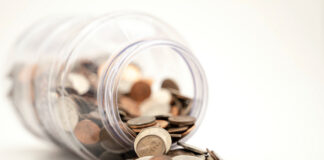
[
  {"xmin": 130, "ymin": 126, "xmax": 220, "ymax": 160},
  {"xmin": 8, "ymin": 58, "xmax": 221, "ymax": 160}
]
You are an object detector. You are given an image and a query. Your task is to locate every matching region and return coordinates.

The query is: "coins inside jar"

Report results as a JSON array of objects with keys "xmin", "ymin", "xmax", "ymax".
[{"xmin": 8, "ymin": 59, "xmax": 220, "ymax": 160}]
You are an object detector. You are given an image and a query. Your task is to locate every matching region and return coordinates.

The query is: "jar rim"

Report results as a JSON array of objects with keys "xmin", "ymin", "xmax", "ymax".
[{"xmin": 98, "ymin": 39, "xmax": 209, "ymax": 149}]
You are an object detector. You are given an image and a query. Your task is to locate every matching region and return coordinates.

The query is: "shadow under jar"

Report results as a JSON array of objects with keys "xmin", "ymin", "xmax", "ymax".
[{"xmin": 7, "ymin": 12, "xmax": 208, "ymax": 160}]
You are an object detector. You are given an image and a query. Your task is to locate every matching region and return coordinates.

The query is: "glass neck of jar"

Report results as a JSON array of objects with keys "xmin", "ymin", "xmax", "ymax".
[{"xmin": 98, "ymin": 39, "xmax": 208, "ymax": 149}]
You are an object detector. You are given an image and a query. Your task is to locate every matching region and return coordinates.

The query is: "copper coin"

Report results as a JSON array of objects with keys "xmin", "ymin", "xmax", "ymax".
[
  {"xmin": 170, "ymin": 106, "xmax": 180, "ymax": 116},
  {"xmin": 127, "ymin": 116, "xmax": 156, "ymax": 127},
  {"xmin": 132, "ymin": 122, "xmax": 160, "ymax": 133},
  {"xmin": 167, "ymin": 126, "xmax": 189, "ymax": 133},
  {"xmin": 119, "ymin": 96, "xmax": 140, "ymax": 116},
  {"xmin": 181, "ymin": 125, "xmax": 196, "ymax": 137},
  {"xmin": 156, "ymin": 120, "xmax": 169, "ymax": 129},
  {"xmin": 124, "ymin": 125, "xmax": 137, "ymax": 137},
  {"xmin": 130, "ymin": 81, "xmax": 151, "ymax": 102},
  {"xmin": 168, "ymin": 116, "xmax": 196, "ymax": 126},
  {"xmin": 161, "ymin": 79, "xmax": 179, "ymax": 91},
  {"xmin": 207, "ymin": 149, "xmax": 220, "ymax": 160},
  {"xmin": 74, "ymin": 119, "xmax": 101, "ymax": 145}
]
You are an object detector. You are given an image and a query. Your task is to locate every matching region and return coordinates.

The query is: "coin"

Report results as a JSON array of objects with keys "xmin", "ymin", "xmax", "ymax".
[
  {"xmin": 177, "ymin": 142, "xmax": 207, "ymax": 155},
  {"xmin": 207, "ymin": 149, "xmax": 220, "ymax": 160},
  {"xmin": 127, "ymin": 116, "xmax": 156, "ymax": 127},
  {"xmin": 172, "ymin": 155, "xmax": 203, "ymax": 160},
  {"xmin": 119, "ymin": 96, "xmax": 140, "ymax": 116},
  {"xmin": 170, "ymin": 106, "xmax": 180, "ymax": 116},
  {"xmin": 170, "ymin": 134, "xmax": 182, "ymax": 138},
  {"xmin": 74, "ymin": 119, "xmax": 101, "ymax": 145},
  {"xmin": 67, "ymin": 73, "xmax": 90, "ymax": 95},
  {"xmin": 99, "ymin": 151, "xmax": 123, "ymax": 160},
  {"xmin": 152, "ymin": 89, "xmax": 172, "ymax": 104},
  {"xmin": 135, "ymin": 135, "xmax": 166, "ymax": 157},
  {"xmin": 155, "ymin": 120, "xmax": 169, "ymax": 129},
  {"xmin": 132, "ymin": 122, "xmax": 161, "ymax": 132},
  {"xmin": 134, "ymin": 127, "xmax": 171, "ymax": 157},
  {"xmin": 180, "ymin": 103, "xmax": 192, "ymax": 116},
  {"xmin": 54, "ymin": 97, "xmax": 79, "ymax": 131},
  {"xmin": 168, "ymin": 116, "xmax": 196, "ymax": 126},
  {"xmin": 130, "ymin": 81, "xmax": 151, "ymax": 102},
  {"xmin": 99, "ymin": 128, "xmax": 127, "ymax": 153},
  {"xmin": 161, "ymin": 79, "xmax": 179, "ymax": 91},
  {"xmin": 167, "ymin": 126, "xmax": 189, "ymax": 133},
  {"xmin": 150, "ymin": 155, "xmax": 172, "ymax": 160},
  {"xmin": 72, "ymin": 95, "xmax": 95, "ymax": 114},
  {"xmin": 136, "ymin": 156, "xmax": 153, "ymax": 160},
  {"xmin": 167, "ymin": 149, "xmax": 195, "ymax": 157},
  {"xmin": 130, "ymin": 121, "xmax": 157, "ymax": 129},
  {"xmin": 181, "ymin": 125, "xmax": 195, "ymax": 137},
  {"xmin": 155, "ymin": 114, "xmax": 171, "ymax": 120},
  {"xmin": 140, "ymin": 98, "xmax": 170, "ymax": 116},
  {"xmin": 121, "ymin": 64, "xmax": 142, "ymax": 82},
  {"xmin": 123, "ymin": 124, "xmax": 137, "ymax": 137}
]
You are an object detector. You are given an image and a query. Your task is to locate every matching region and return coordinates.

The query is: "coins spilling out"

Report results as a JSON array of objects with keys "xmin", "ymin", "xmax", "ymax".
[{"xmin": 8, "ymin": 58, "xmax": 221, "ymax": 160}]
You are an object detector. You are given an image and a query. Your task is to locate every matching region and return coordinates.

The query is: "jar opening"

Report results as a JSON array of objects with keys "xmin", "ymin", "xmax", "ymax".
[{"xmin": 98, "ymin": 39, "xmax": 208, "ymax": 149}]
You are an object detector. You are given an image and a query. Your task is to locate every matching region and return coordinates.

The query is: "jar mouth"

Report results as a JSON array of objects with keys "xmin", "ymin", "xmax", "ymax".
[{"xmin": 98, "ymin": 39, "xmax": 208, "ymax": 149}]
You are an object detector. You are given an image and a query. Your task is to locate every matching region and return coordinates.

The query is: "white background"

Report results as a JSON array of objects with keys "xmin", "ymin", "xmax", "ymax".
[{"xmin": 0, "ymin": 0, "xmax": 323, "ymax": 160}]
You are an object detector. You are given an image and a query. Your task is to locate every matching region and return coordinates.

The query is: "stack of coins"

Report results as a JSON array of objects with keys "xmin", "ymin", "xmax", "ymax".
[
  {"xmin": 126, "ymin": 115, "xmax": 196, "ymax": 142},
  {"xmin": 129, "ymin": 126, "xmax": 221, "ymax": 160}
]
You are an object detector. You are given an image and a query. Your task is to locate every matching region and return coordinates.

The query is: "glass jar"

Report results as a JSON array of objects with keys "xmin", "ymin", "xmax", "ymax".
[{"xmin": 7, "ymin": 12, "xmax": 208, "ymax": 159}]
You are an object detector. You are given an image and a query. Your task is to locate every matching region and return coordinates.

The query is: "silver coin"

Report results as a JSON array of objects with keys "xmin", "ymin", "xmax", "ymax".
[
  {"xmin": 54, "ymin": 97, "xmax": 79, "ymax": 131},
  {"xmin": 177, "ymin": 142, "xmax": 207, "ymax": 155},
  {"xmin": 136, "ymin": 156, "xmax": 153, "ymax": 160},
  {"xmin": 67, "ymin": 73, "xmax": 90, "ymax": 95},
  {"xmin": 127, "ymin": 116, "xmax": 156, "ymax": 127},
  {"xmin": 140, "ymin": 98, "xmax": 170, "ymax": 116},
  {"xmin": 172, "ymin": 155, "xmax": 204, "ymax": 160}
]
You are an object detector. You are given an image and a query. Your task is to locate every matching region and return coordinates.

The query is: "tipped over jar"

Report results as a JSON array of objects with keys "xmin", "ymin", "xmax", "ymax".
[{"xmin": 6, "ymin": 12, "xmax": 208, "ymax": 160}]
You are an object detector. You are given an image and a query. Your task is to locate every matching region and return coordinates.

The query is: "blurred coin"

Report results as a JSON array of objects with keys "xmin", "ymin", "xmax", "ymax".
[
  {"xmin": 172, "ymin": 155, "xmax": 203, "ymax": 160},
  {"xmin": 181, "ymin": 125, "xmax": 195, "ymax": 137},
  {"xmin": 136, "ymin": 156, "xmax": 153, "ymax": 160},
  {"xmin": 150, "ymin": 155, "xmax": 172, "ymax": 160},
  {"xmin": 67, "ymin": 73, "xmax": 90, "ymax": 95},
  {"xmin": 99, "ymin": 151, "xmax": 123, "ymax": 160},
  {"xmin": 127, "ymin": 116, "xmax": 156, "ymax": 128},
  {"xmin": 168, "ymin": 116, "xmax": 196, "ymax": 126},
  {"xmin": 156, "ymin": 120, "xmax": 169, "ymax": 129},
  {"xmin": 130, "ymin": 81, "xmax": 151, "ymax": 102},
  {"xmin": 100, "ymin": 128, "xmax": 128, "ymax": 153},
  {"xmin": 207, "ymin": 149, "xmax": 220, "ymax": 160},
  {"xmin": 119, "ymin": 96, "xmax": 140, "ymax": 116},
  {"xmin": 167, "ymin": 126, "xmax": 189, "ymax": 133},
  {"xmin": 74, "ymin": 119, "xmax": 100, "ymax": 145},
  {"xmin": 140, "ymin": 99, "xmax": 170, "ymax": 116},
  {"xmin": 167, "ymin": 149, "xmax": 195, "ymax": 157},
  {"xmin": 54, "ymin": 97, "xmax": 79, "ymax": 131},
  {"xmin": 161, "ymin": 79, "xmax": 179, "ymax": 91},
  {"xmin": 177, "ymin": 142, "xmax": 207, "ymax": 155}
]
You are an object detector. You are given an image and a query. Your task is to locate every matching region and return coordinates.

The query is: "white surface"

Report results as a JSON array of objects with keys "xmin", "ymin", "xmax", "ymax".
[{"xmin": 0, "ymin": 0, "xmax": 323, "ymax": 160}]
